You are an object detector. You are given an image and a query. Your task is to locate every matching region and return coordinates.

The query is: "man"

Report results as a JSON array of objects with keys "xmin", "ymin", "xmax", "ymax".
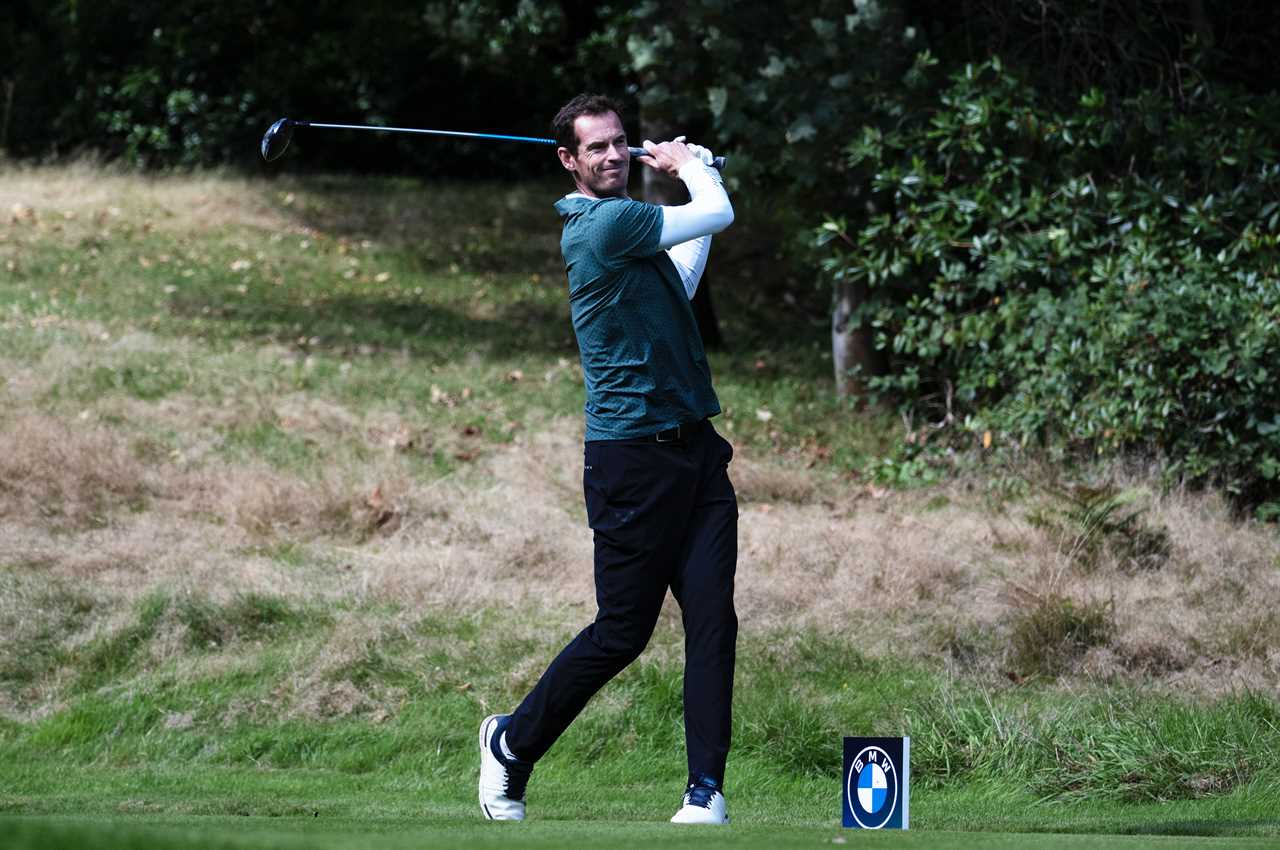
[{"xmin": 478, "ymin": 93, "xmax": 738, "ymax": 825}]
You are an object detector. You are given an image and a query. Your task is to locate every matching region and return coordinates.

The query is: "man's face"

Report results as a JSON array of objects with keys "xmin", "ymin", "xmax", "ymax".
[{"xmin": 558, "ymin": 111, "xmax": 630, "ymax": 198}]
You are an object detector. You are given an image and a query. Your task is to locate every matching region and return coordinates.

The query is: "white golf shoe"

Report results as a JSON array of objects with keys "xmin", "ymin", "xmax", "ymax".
[
  {"xmin": 670, "ymin": 776, "xmax": 728, "ymax": 824},
  {"xmin": 478, "ymin": 714, "xmax": 532, "ymax": 821}
]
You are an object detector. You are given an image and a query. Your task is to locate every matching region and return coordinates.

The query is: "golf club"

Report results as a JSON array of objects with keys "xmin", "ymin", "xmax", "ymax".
[{"xmin": 260, "ymin": 118, "xmax": 726, "ymax": 170}]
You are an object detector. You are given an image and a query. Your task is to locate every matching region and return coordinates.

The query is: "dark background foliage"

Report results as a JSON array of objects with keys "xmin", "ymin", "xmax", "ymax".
[
  {"xmin": 6, "ymin": 2, "xmax": 1278, "ymax": 172},
  {"xmin": 1, "ymin": 1, "xmax": 612, "ymax": 175}
]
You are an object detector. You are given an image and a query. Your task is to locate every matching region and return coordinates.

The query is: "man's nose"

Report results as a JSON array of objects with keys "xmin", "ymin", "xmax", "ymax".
[{"xmin": 606, "ymin": 143, "xmax": 628, "ymax": 162}]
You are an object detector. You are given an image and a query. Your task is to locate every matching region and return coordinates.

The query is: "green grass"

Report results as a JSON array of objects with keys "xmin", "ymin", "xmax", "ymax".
[
  {"xmin": 2, "ymin": 605, "xmax": 1278, "ymax": 839},
  {"xmin": 4, "ymin": 169, "xmax": 1280, "ymax": 847},
  {"xmin": 7, "ymin": 815, "xmax": 1279, "ymax": 850},
  {"xmin": 2, "ymin": 172, "xmax": 889, "ymax": 471}
]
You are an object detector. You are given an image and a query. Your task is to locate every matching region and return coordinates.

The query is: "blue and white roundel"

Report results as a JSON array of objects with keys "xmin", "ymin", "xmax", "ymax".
[
  {"xmin": 846, "ymin": 745, "xmax": 898, "ymax": 829},
  {"xmin": 857, "ymin": 763, "xmax": 888, "ymax": 813}
]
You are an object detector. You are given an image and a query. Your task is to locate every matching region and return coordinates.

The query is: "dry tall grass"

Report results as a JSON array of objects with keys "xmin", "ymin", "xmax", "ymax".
[
  {"xmin": 0, "ymin": 161, "xmax": 297, "ymax": 239},
  {"xmin": 3, "ymin": 166, "xmax": 1278, "ymax": 723},
  {"xmin": 3, "ymin": 404, "xmax": 1277, "ymax": 707}
]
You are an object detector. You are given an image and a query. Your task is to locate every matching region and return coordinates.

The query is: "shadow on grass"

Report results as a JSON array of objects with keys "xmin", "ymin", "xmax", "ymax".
[
  {"xmin": 168, "ymin": 291, "xmax": 578, "ymax": 361},
  {"xmin": 1109, "ymin": 819, "xmax": 1280, "ymax": 837},
  {"xmin": 272, "ymin": 176, "xmax": 566, "ymax": 277},
  {"xmin": 253, "ymin": 175, "xmax": 834, "ymax": 376}
]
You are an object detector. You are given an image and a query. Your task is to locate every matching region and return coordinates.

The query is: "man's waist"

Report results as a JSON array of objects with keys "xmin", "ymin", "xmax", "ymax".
[{"xmin": 586, "ymin": 417, "xmax": 710, "ymax": 445}]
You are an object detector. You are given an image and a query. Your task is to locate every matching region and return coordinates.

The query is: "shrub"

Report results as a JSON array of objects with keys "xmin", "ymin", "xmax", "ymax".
[{"xmin": 818, "ymin": 57, "xmax": 1280, "ymax": 510}]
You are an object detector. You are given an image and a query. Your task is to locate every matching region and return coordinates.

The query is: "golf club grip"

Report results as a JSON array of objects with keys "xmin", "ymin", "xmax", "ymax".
[{"xmin": 628, "ymin": 146, "xmax": 726, "ymax": 171}]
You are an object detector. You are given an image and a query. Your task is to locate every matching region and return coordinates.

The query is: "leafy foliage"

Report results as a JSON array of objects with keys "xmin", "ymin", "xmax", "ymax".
[
  {"xmin": 818, "ymin": 58, "xmax": 1280, "ymax": 507},
  {"xmin": 1, "ymin": 1, "xmax": 602, "ymax": 173},
  {"xmin": 585, "ymin": 0, "xmax": 915, "ymax": 201}
]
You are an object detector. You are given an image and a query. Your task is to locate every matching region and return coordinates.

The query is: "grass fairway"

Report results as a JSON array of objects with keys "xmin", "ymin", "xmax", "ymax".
[
  {"xmin": 2, "ymin": 167, "xmax": 1279, "ymax": 848},
  {"xmin": 5, "ymin": 816, "xmax": 1280, "ymax": 850}
]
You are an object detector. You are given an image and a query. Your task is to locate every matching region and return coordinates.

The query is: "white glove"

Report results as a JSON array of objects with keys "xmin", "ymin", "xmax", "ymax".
[{"xmin": 673, "ymin": 135, "xmax": 716, "ymax": 167}]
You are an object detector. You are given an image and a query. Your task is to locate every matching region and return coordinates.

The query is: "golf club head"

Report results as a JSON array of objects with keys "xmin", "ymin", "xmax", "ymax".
[{"xmin": 260, "ymin": 119, "xmax": 296, "ymax": 162}]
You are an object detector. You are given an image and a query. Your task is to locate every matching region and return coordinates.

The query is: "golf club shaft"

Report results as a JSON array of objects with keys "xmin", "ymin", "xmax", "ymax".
[
  {"xmin": 299, "ymin": 121, "xmax": 557, "ymax": 146},
  {"xmin": 292, "ymin": 121, "xmax": 727, "ymax": 169}
]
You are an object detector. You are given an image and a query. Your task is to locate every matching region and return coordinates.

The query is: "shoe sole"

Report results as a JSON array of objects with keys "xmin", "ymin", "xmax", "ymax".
[{"xmin": 478, "ymin": 714, "xmax": 500, "ymax": 821}]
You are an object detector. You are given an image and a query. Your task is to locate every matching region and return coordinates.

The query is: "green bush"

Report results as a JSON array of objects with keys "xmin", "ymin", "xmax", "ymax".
[{"xmin": 818, "ymin": 56, "xmax": 1280, "ymax": 509}]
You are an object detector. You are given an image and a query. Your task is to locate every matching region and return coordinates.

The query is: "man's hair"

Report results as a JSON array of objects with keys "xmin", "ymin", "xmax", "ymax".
[{"xmin": 552, "ymin": 93, "xmax": 623, "ymax": 154}]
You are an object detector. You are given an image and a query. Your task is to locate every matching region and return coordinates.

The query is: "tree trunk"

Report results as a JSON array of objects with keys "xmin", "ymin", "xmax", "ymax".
[
  {"xmin": 831, "ymin": 278, "xmax": 882, "ymax": 398},
  {"xmin": 638, "ymin": 90, "xmax": 725, "ymax": 349}
]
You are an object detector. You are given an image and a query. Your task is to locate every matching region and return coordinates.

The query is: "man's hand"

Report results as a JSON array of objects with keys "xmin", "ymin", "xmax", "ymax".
[
  {"xmin": 637, "ymin": 137, "xmax": 696, "ymax": 179},
  {"xmin": 683, "ymin": 142, "xmax": 717, "ymax": 167}
]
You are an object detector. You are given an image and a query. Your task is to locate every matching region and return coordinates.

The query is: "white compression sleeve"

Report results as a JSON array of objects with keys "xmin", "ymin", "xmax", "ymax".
[
  {"xmin": 666, "ymin": 234, "xmax": 712, "ymax": 299},
  {"xmin": 659, "ymin": 159, "xmax": 734, "ymax": 298},
  {"xmin": 658, "ymin": 160, "xmax": 734, "ymax": 249}
]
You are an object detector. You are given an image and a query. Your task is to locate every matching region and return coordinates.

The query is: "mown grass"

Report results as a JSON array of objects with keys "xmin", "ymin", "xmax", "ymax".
[{"xmin": 5, "ymin": 815, "xmax": 1280, "ymax": 850}]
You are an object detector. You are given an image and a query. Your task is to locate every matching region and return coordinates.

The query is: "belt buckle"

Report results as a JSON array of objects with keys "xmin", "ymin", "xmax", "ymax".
[{"xmin": 656, "ymin": 424, "xmax": 681, "ymax": 443}]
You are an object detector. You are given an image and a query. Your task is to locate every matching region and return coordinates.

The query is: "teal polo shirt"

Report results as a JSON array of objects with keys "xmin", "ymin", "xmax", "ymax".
[{"xmin": 554, "ymin": 194, "xmax": 721, "ymax": 441}]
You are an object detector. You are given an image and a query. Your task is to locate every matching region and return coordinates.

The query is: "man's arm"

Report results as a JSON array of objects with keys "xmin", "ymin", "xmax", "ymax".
[
  {"xmin": 645, "ymin": 140, "xmax": 737, "ymax": 249},
  {"xmin": 649, "ymin": 149, "xmax": 734, "ymax": 249},
  {"xmin": 666, "ymin": 233, "xmax": 713, "ymax": 299},
  {"xmin": 637, "ymin": 140, "xmax": 733, "ymax": 298}
]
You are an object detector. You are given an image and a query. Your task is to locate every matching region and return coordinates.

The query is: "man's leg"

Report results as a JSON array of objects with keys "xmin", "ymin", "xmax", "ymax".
[
  {"xmin": 504, "ymin": 439, "xmax": 697, "ymax": 763},
  {"xmin": 667, "ymin": 425, "xmax": 737, "ymax": 825},
  {"xmin": 670, "ymin": 426, "xmax": 738, "ymax": 787}
]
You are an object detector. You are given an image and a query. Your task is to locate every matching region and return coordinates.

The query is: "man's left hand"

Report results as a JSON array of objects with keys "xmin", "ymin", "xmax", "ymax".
[{"xmin": 637, "ymin": 137, "xmax": 696, "ymax": 179}]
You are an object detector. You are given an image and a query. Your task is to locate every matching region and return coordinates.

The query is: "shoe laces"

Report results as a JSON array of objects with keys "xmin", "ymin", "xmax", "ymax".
[
  {"xmin": 489, "ymin": 719, "xmax": 533, "ymax": 801},
  {"xmin": 684, "ymin": 779, "xmax": 720, "ymax": 809},
  {"xmin": 504, "ymin": 756, "xmax": 533, "ymax": 801}
]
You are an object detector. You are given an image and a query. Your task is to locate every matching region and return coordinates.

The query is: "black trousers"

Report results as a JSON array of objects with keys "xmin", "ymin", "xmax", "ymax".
[{"xmin": 505, "ymin": 419, "xmax": 738, "ymax": 784}]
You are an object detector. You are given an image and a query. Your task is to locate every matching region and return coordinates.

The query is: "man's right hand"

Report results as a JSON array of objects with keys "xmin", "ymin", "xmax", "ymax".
[{"xmin": 637, "ymin": 137, "xmax": 696, "ymax": 179}]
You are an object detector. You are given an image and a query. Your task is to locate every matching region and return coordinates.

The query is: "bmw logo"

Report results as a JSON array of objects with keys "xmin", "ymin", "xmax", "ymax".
[{"xmin": 846, "ymin": 745, "xmax": 897, "ymax": 829}]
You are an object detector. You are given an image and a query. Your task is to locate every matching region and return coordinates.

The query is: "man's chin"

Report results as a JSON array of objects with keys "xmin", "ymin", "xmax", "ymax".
[{"xmin": 598, "ymin": 170, "xmax": 629, "ymax": 196}]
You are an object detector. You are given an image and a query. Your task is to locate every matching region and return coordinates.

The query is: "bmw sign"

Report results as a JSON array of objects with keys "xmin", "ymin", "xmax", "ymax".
[{"xmin": 842, "ymin": 737, "xmax": 909, "ymax": 829}]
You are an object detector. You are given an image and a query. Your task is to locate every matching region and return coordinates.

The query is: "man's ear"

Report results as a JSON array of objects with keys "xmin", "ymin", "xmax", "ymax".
[{"xmin": 557, "ymin": 147, "xmax": 577, "ymax": 172}]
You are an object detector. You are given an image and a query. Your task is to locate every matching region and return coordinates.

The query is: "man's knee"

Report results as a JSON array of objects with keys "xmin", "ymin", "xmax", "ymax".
[
  {"xmin": 587, "ymin": 618, "xmax": 655, "ymax": 664},
  {"xmin": 684, "ymin": 600, "xmax": 737, "ymax": 644}
]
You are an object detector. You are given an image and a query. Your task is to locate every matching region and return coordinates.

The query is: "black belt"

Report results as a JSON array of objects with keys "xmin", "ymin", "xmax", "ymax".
[{"xmin": 653, "ymin": 420, "xmax": 704, "ymax": 443}]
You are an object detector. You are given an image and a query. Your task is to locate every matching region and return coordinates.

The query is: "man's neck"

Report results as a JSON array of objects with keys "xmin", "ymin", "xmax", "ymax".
[{"xmin": 572, "ymin": 181, "xmax": 627, "ymax": 200}]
